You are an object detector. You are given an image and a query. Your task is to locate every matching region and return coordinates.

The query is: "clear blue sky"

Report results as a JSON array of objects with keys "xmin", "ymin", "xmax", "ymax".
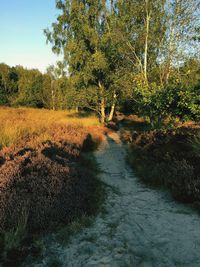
[{"xmin": 0, "ymin": 0, "xmax": 60, "ymax": 72}]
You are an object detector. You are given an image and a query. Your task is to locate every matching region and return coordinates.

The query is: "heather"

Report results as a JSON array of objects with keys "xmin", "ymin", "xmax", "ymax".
[
  {"xmin": 121, "ymin": 118, "xmax": 200, "ymax": 207},
  {"xmin": 0, "ymin": 107, "xmax": 106, "ymax": 266}
]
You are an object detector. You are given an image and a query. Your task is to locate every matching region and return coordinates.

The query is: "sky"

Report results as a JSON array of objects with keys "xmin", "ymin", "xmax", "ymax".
[{"xmin": 0, "ymin": 0, "xmax": 60, "ymax": 72}]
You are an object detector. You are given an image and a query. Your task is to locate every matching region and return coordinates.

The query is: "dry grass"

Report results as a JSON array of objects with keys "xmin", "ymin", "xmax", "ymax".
[
  {"xmin": 0, "ymin": 107, "xmax": 108, "ymax": 266},
  {"xmin": 0, "ymin": 107, "xmax": 100, "ymax": 149}
]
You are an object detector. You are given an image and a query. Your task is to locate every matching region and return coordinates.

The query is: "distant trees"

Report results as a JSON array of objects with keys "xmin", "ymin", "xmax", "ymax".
[
  {"xmin": 0, "ymin": 63, "xmax": 18, "ymax": 104},
  {"xmin": 14, "ymin": 68, "xmax": 43, "ymax": 107},
  {"xmin": 0, "ymin": 63, "xmax": 69, "ymax": 109}
]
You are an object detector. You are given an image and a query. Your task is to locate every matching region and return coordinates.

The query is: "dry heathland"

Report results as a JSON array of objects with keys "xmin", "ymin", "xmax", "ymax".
[
  {"xmin": 0, "ymin": 107, "xmax": 107, "ymax": 233},
  {"xmin": 121, "ymin": 115, "xmax": 200, "ymax": 207}
]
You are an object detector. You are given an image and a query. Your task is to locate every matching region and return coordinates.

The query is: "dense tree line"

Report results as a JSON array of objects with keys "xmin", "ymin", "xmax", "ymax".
[
  {"xmin": 0, "ymin": 62, "xmax": 78, "ymax": 110},
  {"xmin": 0, "ymin": 0, "xmax": 200, "ymax": 125}
]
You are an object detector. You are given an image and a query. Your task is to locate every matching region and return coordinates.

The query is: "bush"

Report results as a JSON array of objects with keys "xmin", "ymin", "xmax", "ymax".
[
  {"xmin": 0, "ymin": 108, "xmax": 105, "ymax": 266},
  {"xmin": 128, "ymin": 128, "xmax": 200, "ymax": 206},
  {"xmin": 133, "ymin": 82, "xmax": 200, "ymax": 127}
]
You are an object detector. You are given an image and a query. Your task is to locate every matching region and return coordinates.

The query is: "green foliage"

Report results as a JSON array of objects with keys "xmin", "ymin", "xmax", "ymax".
[
  {"xmin": 0, "ymin": 63, "xmax": 19, "ymax": 104},
  {"xmin": 0, "ymin": 89, "xmax": 8, "ymax": 105},
  {"xmin": 133, "ymin": 82, "xmax": 200, "ymax": 127},
  {"xmin": 0, "ymin": 63, "xmax": 70, "ymax": 110},
  {"xmin": 14, "ymin": 69, "xmax": 44, "ymax": 107},
  {"xmin": 45, "ymin": 0, "xmax": 128, "ymax": 121},
  {"xmin": 133, "ymin": 83, "xmax": 166, "ymax": 126},
  {"xmin": 173, "ymin": 85, "xmax": 200, "ymax": 121},
  {"xmin": 193, "ymin": 135, "xmax": 200, "ymax": 156}
]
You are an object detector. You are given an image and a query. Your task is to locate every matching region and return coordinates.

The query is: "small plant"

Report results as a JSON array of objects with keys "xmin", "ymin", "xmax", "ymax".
[
  {"xmin": 193, "ymin": 135, "xmax": 200, "ymax": 156},
  {"xmin": 48, "ymin": 257, "xmax": 63, "ymax": 267},
  {"xmin": 56, "ymin": 215, "xmax": 94, "ymax": 245},
  {"xmin": 0, "ymin": 206, "xmax": 29, "ymax": 266}
]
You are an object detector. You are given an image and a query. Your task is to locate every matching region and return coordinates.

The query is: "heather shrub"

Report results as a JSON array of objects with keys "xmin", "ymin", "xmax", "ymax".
[
  {"xmin": 0, "ymin": 107, "xmax": 106, "ymax": 266},
  {"xmin": 0, "ymin": 134, "xmax": 104, "ymax": 266},
  {"xmin": 0, "ymin": 139, "xmax": 102, "ymax": 232},
  {"xmin": 193, "ymin": 134, "xmax": 200, "ymax": 156},
  {"xmin": 128, "ymin": 128, "xmax": 200, "ymax": 207}
]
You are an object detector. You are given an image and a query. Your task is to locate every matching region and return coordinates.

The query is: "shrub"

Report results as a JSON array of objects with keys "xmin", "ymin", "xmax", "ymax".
[
  {"xmin": 0, "ymin": 107, "xmax": 105, "ymax": 266},
  {"xmin": 133, "ymin": 82, "xmax": 200, "ymax": 127},
  {"xmin": 128, "ymin": 128, "xmax": 200, "ymax": 206}
]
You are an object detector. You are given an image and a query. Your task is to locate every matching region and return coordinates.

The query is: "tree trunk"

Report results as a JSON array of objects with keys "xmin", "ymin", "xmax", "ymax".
[
  {"xmin": 165, "ymin": 0, "xmax": 180, "ymax": 84},
  {"xmin": 111, "ymin": 0, "xmax": 114, "ymax": 14},
  {"xmin": 98, "ymin": 80, "xmax": 106, "ymax": 124},
  {"xmin": 144, "ymin": 0, "xmax": 150, "ymax": 85},
  {"xmin": 108, "ymin": 91, "xmax": 117, "ymax": 122},
  {"xmin": 101, "ymin": 97, "xmax": 106, "ymax": 124},
  {"xmin": 165, "ymin": 24, "xmax": 175, "ymax": 84},
  {"xmin": 51, "ymin": 80, "xmax": 55, "ymax": 111}
]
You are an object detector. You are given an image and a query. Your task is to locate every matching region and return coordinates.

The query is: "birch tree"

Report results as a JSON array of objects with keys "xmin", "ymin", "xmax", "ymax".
[
  {"xmin": 45, "ymin": 0, "xmax": 123, "ymax": 123},
  {"xmin": 161, "ymin": 0, "xmax": 200, "ymax": 84}
]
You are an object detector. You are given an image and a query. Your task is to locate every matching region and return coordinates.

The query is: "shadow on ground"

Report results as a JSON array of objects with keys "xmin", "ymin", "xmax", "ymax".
[{"xmin": 66, "ymin": 111, "xmax": 96, "ymax": 118}]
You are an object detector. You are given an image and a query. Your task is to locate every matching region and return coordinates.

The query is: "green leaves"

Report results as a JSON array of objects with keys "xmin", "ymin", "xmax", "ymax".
[{"xmin": 133, "ymin": 81, "xmax": 200, "ymax": 127}]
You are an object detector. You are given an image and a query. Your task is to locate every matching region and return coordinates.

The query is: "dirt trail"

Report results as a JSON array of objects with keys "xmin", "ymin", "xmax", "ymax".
[{"xmin": 25, "ymin": 132, "xmax": 200, "ymax": 267}]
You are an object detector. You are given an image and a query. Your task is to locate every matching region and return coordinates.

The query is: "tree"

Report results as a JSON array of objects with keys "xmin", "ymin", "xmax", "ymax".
[
  {"xmin": 14, "ymin": 68, "xmax": 44, "ymax": 107},
  {"xmin": 114, "ymin": 0, "xmax": 166, "ymax": 83},
  {"xmin": 45, "ymin": 0, "xmax": 127, "ymax": 123},
  {"xmin": 0, "ymin": 63, "xmax": 19, "ymax": 105},
  {"xmin": 160, "ymin": 0, "xmax": 200, "ymax": 84}
]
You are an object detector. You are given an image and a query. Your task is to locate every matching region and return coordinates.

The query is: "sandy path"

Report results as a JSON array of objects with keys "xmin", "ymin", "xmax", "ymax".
[{"xmin": 25, "ymin": 132, "xmax": 200, "ymax": 267}]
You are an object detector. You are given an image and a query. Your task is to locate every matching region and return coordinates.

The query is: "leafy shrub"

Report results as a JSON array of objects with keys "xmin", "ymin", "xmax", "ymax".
[{"xmin": 133, "ymin": 82, "xmax": 200, "ymax": 127}]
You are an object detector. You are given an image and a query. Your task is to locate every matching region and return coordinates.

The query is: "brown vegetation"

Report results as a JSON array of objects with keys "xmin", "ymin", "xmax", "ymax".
[
  {"xmin": 0, "ymin": 107, "xmax": 107, "ymax": 266},
  {"xmin": 122, "ymin": 125, "xmax": 200, "ymax": 207}
]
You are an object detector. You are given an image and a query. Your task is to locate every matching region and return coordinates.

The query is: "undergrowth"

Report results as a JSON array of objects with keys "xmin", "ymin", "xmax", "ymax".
[
  {"xmin": 124, "ymin": 127, "xmax": 200, "ymax": 208},
  {"xmin": 0, "ymin": 107, "xmax": 106, "ymax": 267}
]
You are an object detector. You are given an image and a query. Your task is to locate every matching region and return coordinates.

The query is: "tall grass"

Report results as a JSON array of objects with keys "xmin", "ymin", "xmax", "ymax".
[{"xmin": 0, "ymin": 107, "xmax": 99, "ymax": 149}]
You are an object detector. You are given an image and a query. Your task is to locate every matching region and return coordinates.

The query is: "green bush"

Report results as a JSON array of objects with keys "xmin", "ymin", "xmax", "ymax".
[{"xmin": 133, "ymin": 82, "xmax": 200, "ymax": 127}]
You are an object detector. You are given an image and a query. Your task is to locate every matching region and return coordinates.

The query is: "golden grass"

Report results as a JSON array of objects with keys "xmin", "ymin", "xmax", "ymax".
[{"xmin": 0, "ymin": 107, "xmax": 100, "ymax": 149}]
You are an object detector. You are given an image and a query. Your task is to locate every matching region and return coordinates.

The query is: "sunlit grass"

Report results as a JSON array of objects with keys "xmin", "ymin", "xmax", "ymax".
[{"xmin": 0, "ymin": 107, "xmax": 100, "ymax": 149}]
